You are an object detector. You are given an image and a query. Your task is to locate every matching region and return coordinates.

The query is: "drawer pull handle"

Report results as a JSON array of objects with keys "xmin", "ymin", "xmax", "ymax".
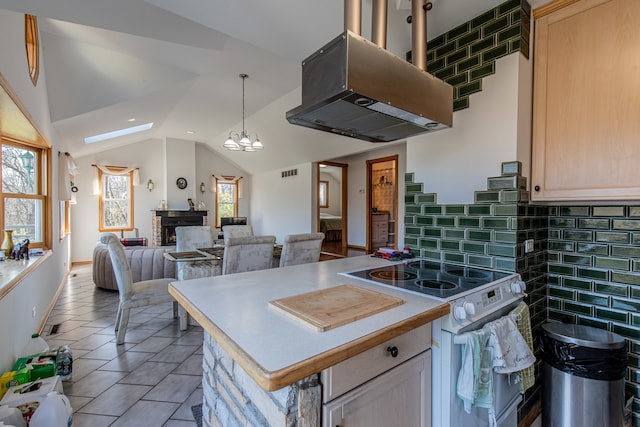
[{"xmin": 387, "ymin": 346, "xmax": 399, "ymax": 358}]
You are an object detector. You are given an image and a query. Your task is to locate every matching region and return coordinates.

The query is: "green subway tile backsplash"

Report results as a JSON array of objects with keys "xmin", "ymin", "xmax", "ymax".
[
  {"xmin": 577, "ymin": 268, "xmax": 608, "ymax": 281},
  {"xmin": 576, "ymin": 243, "xmax": 608, "ymax": 255},
  {"xmin": 467, "ymin": 254, "xmax": 493, "ymax": 267},
  {"xmin": 578, "ymin": 218, "xmax": 610, "ymax": 229},
  {"xmin": 462, "ymin": 241, "xmax": 487, "ymax": 254},
  {"xmin": 444, "ymin": 229, "xmax": 466, "ymax": 239},
  {"xmin": 594, "ymin": 257, "xmax": 630, "ymax": 271},
  {"xmin": 560, "ymin": 206, "xmax": 590, "ymax": 216},
  {"xmin": 441, "ymin": 240, "xmax": 461, "ymax": 251},
  {"xmin": 596, "ymin": 307, "xmax": 628, "ymax": 323},
  {"xmin": 613, "ymin": 219, "xmax": 640, "ymax": 230},
  {"xmin": 563, "ymin": 230, "xmax": 593, "ymax": 241},
  {"xmin": 596, "ymin": 231, "xmax": 630, "ymax": 244},
  {"xmin": 467, "ymin": 230, "xmax": 492, "ymax": 241},
  {"xmin": 413, "ymin": 0, "xmax": 529, "ymax": 112},
  {"xmin": 595, "ymin": 283, "xmax": 628, "ymax": 297},
  {"xmin": 593, "ymin": 206, "xmax": 625, "ymax": 217},
  {"xmin": 612, "ymin": 272, "xmax": 640, "ymax": 286}
]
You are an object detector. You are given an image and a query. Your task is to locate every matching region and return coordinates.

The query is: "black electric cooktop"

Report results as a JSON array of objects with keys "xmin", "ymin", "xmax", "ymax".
[{"xmin": 343, "ymin": 259, "xmax": 513, "ymax": 300}]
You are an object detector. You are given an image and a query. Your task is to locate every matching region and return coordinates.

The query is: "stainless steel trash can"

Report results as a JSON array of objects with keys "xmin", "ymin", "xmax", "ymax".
[{"xmin": 540, "ymin": 323, "xmax": 627, "ymax": 427}]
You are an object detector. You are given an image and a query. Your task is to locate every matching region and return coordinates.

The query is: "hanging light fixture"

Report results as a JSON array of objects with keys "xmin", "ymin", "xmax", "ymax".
[{"xmin": 223, "ymin": 74, "xmax": 264, "ymax": 152}]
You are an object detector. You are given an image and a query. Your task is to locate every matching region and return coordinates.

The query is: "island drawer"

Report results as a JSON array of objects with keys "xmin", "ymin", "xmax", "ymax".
[{"xmin": 321, "ymin": 322, "xmax": 431, "ymax": 401}]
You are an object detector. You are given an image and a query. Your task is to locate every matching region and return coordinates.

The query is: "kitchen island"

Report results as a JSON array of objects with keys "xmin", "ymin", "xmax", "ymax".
[{"xmin": 169, "ymin": 256, "xmax": 449, "ymax": 426}]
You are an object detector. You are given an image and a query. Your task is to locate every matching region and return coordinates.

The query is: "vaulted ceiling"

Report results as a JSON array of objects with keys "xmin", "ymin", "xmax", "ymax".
[{"xmin": 0, "ymin": 0, "xmax": 549, "ymax": 174}]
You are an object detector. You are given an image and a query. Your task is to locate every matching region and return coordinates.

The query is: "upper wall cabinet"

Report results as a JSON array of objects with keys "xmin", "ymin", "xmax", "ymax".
[{"xmin": 531, "ymin": 0, "xmax": 640, "ymax": 201}]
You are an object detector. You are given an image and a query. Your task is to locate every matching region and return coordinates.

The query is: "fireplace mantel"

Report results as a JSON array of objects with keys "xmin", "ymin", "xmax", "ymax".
[{"xmin": 151, "ymin": 210, "xmax": 208, "ymax": 246}]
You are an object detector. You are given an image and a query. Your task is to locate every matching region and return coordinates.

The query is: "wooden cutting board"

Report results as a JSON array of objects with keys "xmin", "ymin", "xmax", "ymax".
[{"xmin": 269, "ymin": 284, "xmax": 404, "ymax": 332}]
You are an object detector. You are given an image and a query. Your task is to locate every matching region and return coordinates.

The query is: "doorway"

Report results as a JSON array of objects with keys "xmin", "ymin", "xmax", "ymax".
[
  {"xmin": 366, "ymin": 155, "xmax": 398, "ymax": 253},
  {"xmin": 317, "ymin": 161, "xmax": 348, "ymax": 256}
]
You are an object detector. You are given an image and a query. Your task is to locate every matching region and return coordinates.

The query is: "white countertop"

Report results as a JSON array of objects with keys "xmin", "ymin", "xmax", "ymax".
[{"xmin": 169, "ymin": 256, "xmax": 449, "ymax": 391}]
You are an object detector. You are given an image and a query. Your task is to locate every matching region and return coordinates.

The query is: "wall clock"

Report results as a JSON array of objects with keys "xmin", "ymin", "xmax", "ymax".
[{"xmin": 176, "ymin": 177, "xmax": 188, "ymax": 189}]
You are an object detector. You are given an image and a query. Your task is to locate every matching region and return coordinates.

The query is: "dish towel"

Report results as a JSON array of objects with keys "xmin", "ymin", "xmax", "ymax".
[
  {"xmin": 510, "ymin": 302, "xmax": 536, "ymax": 393},
  {"xmin": 456, "ymin": 329, "xmax": 489, "ymax": 413},
  {"xmin": 484, "ymin": 316, "xmax": 535, "ymax": 374}
]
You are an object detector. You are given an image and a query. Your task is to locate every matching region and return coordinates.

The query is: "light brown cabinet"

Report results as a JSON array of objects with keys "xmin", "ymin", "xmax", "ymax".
[
  {"xmin": 322, "ymin": 324, "xmax": 432, "ymax": 427},
  {"xmin": 371, "ymin": 213, "xmax": 389, "ymax": 251},
  {"xmin": 531, "ymin": 0, "xmax": 640, "ymax": 201}
]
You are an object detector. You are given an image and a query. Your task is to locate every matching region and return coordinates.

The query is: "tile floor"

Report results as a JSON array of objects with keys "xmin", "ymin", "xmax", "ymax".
[{"xmin": 43, "ymin": 264, "xmax": 203, "ymax": 427}]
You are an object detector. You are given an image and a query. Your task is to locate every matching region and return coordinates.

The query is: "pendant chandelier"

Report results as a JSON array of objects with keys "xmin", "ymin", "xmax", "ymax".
[{"xmin": 223, "ymin": 73, "xmax": 264, "ymax": 152}]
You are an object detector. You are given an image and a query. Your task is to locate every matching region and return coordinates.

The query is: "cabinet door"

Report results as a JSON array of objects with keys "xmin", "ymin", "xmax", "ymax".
[
  {"xmin": 323, "ymin": 351, "xmax": 431, "ymax": 427},
  {"xmin": 532, "ymin": 0, "xmax": 640, "ymax": 201}
]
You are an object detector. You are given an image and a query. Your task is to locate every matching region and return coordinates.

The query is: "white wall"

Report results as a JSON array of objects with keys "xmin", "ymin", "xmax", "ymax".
[
  {"xmin": 331, "ymin": 143, "xmax": 407, "ymax": 248},
  {"xmin": 406, "ymin": 53, "xmax": 531, "ymax": 205},
  {"xmin": 319, "ymin": 170, "xmax": 341, "ymax": 216},
  {"xmin": 0, "ymin": 10, "xmax": 70, "ymax": 371},
  {"xmin": 251, "ymin": 163, "xmax": 314, "ymax": 242},
  {"xmin": 71, "ymin": 138, "xmax": 249, "ymax": 261},
  {"xmin": 71, "ymin": 138, "xmax": 166, "ymax": 261},
  {"xmin": 194, "ymin": 143, "xmax": 249, "ymax": 225}
]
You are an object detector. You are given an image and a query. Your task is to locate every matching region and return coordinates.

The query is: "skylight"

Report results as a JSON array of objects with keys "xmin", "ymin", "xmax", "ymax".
[{"xmin": 84, "ymin": 122, "xmax": 154, "ymax": 144}]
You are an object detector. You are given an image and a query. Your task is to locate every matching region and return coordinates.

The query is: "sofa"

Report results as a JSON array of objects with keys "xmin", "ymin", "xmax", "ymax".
[{"xmin": 93, "ymin": 243, "xmax": 177, "ymax": 291}]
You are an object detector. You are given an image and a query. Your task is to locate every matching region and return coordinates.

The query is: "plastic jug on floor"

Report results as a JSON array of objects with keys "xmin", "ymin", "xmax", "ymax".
[
  {"xmin": 21, "ymin": 334, "xmax": 49, "ymax": 357},
  {"xmin": 0, "ymin": 405, "xmax": 25, "ymax": 427},
  {"xmin": 29, "ymin": 392, "xmax": 72, "ymax": 427}
]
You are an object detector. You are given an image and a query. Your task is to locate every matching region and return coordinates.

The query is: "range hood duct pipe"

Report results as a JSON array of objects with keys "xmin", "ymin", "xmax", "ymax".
[
  {"xmin": 412, "ymin": 0, "xmax": 427, "ymax": 71},
  {"xmin": 371, "ymin": 0, "xmax": 388, "ymax": 49},
  {"xmin": 344, "ymin": 0, "xmax": 361, "ymax": 35}
]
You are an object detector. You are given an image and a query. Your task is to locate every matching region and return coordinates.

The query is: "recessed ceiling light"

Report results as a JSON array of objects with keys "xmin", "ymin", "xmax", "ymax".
[
  {"xmin": 186, "ymin": 130, "xmax": 195, "ymax": 134},
  {"xmin": 84, "ymin": 122, "xmax": 154, "ymax": 144},
  {"xmin": 127, "ymin": 118, "xmax": 136, "ymax": 122}
]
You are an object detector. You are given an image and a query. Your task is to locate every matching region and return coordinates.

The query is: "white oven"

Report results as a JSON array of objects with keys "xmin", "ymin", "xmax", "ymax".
[
  {"xmin": 344, "ymin": 260, "xmax": 528, "ymax": 427},
  {"xmin": 432, "ymin": 277, "xmax": 527, "ymax": 427}
]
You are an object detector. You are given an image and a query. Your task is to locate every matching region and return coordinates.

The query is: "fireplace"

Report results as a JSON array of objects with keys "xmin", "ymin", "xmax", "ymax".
[{"xmin": 152, "ymin": 210, "xmax": 208, "ymax": 246}]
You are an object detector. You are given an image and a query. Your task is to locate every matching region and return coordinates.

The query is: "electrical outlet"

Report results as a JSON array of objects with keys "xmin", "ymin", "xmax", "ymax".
[
  {"xmin": 525, "ymin": 239, "xmax": 534, "ymax": 253},
  {"xmin": 32, "ymin": 306, "xmax": 36, "ymax": 318}
]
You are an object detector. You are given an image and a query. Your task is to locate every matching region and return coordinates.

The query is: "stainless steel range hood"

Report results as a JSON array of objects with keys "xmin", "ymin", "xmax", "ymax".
[{"xmin": 286, "ymin": 0, "xmax": 453, "ymax": 143}]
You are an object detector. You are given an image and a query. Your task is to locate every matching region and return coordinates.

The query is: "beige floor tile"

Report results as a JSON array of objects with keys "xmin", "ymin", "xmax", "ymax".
[
  {"xmin": 164, "ymin": 420, "xmax": 198, "ymax": 427},
  {"xmin": 119, "ymin": 361, "xmax": 179, "ymax": 386},
  {"xmin": 64, "ymin": 370, "xmax": 127, "ymax": 398},
  {"xmin": 98, "ymin": 349, "xmax": 151, "ymax": 372},
  {"xmin": 71, "ymin": 413, "xmax": 117, "ymax": 427},
  {"xmin": 149, "ymin": 344, "xmax": 199, "ymax": 364},
  {"xmin": 144, "ymin": 374, "xmax": 202, "ymax": 403},
  {"xmin": 78, "ymin": 383, "xmax": 152, "ymax": 416},
  {"xmin": 110, "ymin": 400, "xmax": 180, "ymax": 427},
  {"xmin": 172, "ymin": 354, "xmax": 204, "ymax": 376},
  {"xmin": 130, "ymin": 336, "xmax": 176, "ymax": 353},
  {"xmin": 67, "ymin": 358, "xmax": 109, "ymax": 382},
  {"xmin": 171, "ymin": 387, "xmax": 203, "ymax": 421}
]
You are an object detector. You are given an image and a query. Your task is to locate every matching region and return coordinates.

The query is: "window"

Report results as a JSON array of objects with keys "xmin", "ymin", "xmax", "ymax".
[
  {"xmin": 1, "ymin": 141, "xmax": 45, "ymax": 247},
  {"xmin": 98, "ymin": 168, "xmax": 134, "ymax": 231},
  {"xmin": 215, "ymin": 178, "xmax": 238, "ymax": 227},
  {"xmin": 319, "ymin": 180, "xmax": 328, "ymax": 208}
]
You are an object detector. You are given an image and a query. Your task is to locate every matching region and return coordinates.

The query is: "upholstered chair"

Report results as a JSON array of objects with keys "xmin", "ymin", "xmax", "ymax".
[
  {"xmin": 279, "ymin": 232, "xmax": 325, "ymax": 267},
  {"xmin": 222, "ymin": 235, "xmax": 276, "ymax": 275},
  {"xmin": 223, "ymin": 225, "xmax": 254, "ymax": 243},
  {"xmin": 176, "ymin": 225, "xmax": 213, "ymax": 252},
  {"xmin": 99, "ymin": 233, "xmax": 178, "ymax": 345},
  {"xmin": 175, "ymin": 226, "xmax": 217, "ymax": 329}
]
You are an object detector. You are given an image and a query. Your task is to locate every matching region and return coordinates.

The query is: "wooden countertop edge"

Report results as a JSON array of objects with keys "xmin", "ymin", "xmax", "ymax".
[
  {"xmin": 0, "ymin": 251, "xmax": 52, "ymax": 300},
  {"xmin": 169, "ymin": 284, "xmax": 449, "ymax": 391}
]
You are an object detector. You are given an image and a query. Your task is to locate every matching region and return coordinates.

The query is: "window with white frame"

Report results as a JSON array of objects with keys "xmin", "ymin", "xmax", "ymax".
[
  {"xmin": 98, "ymin": 168, "xmax": 133, "ymax": 231},
  {"xmin": 215, "ymin": 178, "xmax": 238, "ymax": 227}
]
